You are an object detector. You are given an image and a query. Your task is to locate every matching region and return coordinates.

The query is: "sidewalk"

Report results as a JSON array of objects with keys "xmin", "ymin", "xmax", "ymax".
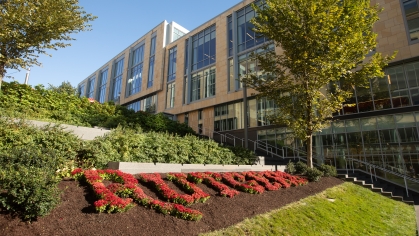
[{"xmin": 28, "ymin": 120, "xmax": 110, "ymax": 140}]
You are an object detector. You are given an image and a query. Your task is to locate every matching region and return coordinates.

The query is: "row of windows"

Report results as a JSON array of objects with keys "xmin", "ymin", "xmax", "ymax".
[
  {"xmin": 336, "ymin": 61, "xmax": 419, "ymax": 115},
  {"xmin": 126, "ymin": 94, "xmax": 157, "ymax": 113}
]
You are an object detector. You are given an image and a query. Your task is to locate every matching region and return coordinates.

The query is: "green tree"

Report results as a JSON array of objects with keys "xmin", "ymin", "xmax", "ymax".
[
  {"xmin": 0, "ymin": 0, "xmax": 96, "ymax": 90},
  {"xmin": 47, "ymin": 81, "xmax": 77, "ymax": 95},
  {"xmin": 243, "ymin": 0, "xmax": 395, "ymax": 168}
]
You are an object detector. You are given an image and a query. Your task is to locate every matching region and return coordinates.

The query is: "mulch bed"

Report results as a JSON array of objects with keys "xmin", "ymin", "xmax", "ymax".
[{"xmin": 0, "ymin": 175, "xmax": 343, "ymax": 236}]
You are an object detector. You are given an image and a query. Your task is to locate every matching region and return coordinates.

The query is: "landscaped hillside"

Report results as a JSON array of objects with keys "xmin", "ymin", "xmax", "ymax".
[{"xmin": 0, "ymin": 81, "xmax": 194, "ymax": 136}]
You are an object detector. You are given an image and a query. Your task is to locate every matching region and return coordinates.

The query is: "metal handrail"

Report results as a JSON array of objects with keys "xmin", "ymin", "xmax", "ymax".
[{"xmin": 344, "ymin": 157, "xmax": 419, "ymax": 197}]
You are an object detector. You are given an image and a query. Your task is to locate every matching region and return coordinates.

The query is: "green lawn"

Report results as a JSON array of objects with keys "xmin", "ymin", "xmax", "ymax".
[{"xmin": 202, "ymin": 182, "xmax": 417, "ymax": 236}]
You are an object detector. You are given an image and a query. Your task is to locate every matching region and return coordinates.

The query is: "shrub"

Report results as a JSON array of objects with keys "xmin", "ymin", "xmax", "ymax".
[
  {"xmin": 285, "ymin": 161, "xmax": 296, "ymax": 174},
  {"xmin": 295, "ymin": 161, "xmax": 308, "ymax": 175},
  {"xmin": 0, "ymin": 147, "xmax": 61, "ymax": 221},
  {"xmin": 80, "ymin": 127, "xmax": 240, "ymax": 169},
  {"xmin": 305, "ymin": 167, "xmax": 323, "ymax": 182},
  {"xmin": 318, "ymin": 164, "xmax": 337, "ymax": 177}
]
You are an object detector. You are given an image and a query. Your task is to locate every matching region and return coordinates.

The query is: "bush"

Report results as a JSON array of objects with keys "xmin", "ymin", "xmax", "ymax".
[
  {"xmin": 80, "ymin": 127, "xmax": 240, "ymax": 169},
  {"xmin": 0, "ymin": 147, "xmax": 61, "ymax": 221},
  {"xmin": 305, "ymin": 167, "xmax": 323, "ymax": 182},
  {"xmin": 285, "ymin": 161, "xmax": 296, "ymax": 174},
  {"xmin": 318, "ymin": 164, "xmax": 337, "ymax": 177},
  {"xmin": 295, "ymin": 161, "xmax": 308, "ymax": 175}
]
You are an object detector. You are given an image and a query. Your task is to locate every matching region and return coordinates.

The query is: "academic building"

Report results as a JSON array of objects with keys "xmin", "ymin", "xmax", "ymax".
[{"xmin": 78, "ymin": 0, "xmax": 419, "ymax": 191}]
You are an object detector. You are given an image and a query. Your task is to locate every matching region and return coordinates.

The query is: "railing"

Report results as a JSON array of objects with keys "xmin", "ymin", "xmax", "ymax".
[
  {"xmin": 344, "ymin": 157, "xmax": 419, "ymax": 196},
  {"xmin": 197, "ymin": 127, "xmax": 419, "ymax": 193},
  {"xmin": 198, "ymin": 127, "xmax": 285, "ymax": 159}
]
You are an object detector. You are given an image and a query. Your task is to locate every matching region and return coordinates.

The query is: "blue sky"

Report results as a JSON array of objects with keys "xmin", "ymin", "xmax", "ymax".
[{"xmin": 5, "ymin": 0, "xmax": 241, "ymax": 88}]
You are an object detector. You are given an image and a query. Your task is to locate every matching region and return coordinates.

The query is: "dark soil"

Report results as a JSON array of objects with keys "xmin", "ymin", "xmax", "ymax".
[{"xmin": 0, "ymin": 175, "xmax": 343, "ymax": 236}]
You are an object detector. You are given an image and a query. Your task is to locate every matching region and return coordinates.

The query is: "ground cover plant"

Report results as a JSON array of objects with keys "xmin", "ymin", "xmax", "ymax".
[{"xmin": 203, "ymin": 182, "xmax": 417, "ymax": 236}]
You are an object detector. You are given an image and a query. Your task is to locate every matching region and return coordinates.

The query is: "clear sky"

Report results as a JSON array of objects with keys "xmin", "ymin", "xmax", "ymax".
[{"xmin": 5, "ymin": 0, "xmax": 242, "ymax": 88}]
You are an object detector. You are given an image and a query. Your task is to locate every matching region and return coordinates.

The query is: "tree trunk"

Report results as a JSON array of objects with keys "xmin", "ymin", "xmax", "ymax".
[{"xmin": 306, "ymin": 134, "xmax": 313, "ymax": 168}]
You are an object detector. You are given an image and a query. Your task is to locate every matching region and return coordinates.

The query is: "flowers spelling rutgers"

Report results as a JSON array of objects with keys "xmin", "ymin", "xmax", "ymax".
[{"xmin": 71, "ymin": 168, "xmax": 308, "ymax": 221}]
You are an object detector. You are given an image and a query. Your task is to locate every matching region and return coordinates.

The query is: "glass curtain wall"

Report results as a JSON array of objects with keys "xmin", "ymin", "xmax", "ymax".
[{"xmin": 257, "ymin": 113, "xmax": 419, "ymax": 181}]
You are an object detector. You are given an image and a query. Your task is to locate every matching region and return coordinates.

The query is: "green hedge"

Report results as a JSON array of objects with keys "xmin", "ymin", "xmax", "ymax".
[{"xmin": 79, "ymin": 127, "xmax": 250, "ymax": 169}]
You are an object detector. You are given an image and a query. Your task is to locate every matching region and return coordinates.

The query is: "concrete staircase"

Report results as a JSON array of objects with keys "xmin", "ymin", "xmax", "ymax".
[{"xmin": 338, "ymin": 171, "xmax": 418, "ymax": 206}]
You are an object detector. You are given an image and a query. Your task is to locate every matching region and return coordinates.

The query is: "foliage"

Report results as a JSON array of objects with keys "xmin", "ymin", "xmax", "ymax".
[
  {"xmin": 79, "ymin": 127, "xmax": 239, "ymax": 169},
  {"xmin": 318, "ymin": 164, "xmax": 337, "ymax": 177},
  {"xmin": 47, "ymin": 81, "xmax": 77, "ymax": 96},
  {"xmin": 0, "ymin": 81, "xmax": 196, "ymax": 136},
  {"xmin": 0, "ymin": 0, "xmax": 96, "ymax": 89},
  {"xmin": 202, "ymin": 182, "xmax": 417, "ymax": 236},
  {"xmin": 0, "ymin": 117, "xmax": 82, "ymax": 165},
  {"xmin": 294, "ymin": 161, "xmax": 308, "ymax": 175},
  {"xmin": 225, "ymin": 145, "xmax": 257, "ymax": 165},
  {"xmin": 285, "ymin": 161, "xmax": 296, "ymax": 174},
  {"xmin": 0, "ymin": 147, "xmax": 61, "ymax": 221},
  {"xmin": 305, "ymin": 167, "xmax": 323, "ymax": 182},
  {"xmin": 243, "ymin": 0, "xmax": 396, "ymax": 167}
]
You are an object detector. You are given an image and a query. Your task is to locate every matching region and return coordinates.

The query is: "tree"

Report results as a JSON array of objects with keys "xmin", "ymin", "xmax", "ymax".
[
  {"xmin": 47, "ymin": 81, "xmax": 77, "ymax": 95},
  {"xmin": 0, "ymin": 0, "xmax": 96, "ymax": 90},
  {"xmin": 242, "ymin": 0, "xmax": 395, "ymax": 168}
]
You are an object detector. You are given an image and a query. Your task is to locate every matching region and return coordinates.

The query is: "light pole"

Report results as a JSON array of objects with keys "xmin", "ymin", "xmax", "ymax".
[{"xmin": 24, "ymin": 68, "xmax": 31, "ymax": 85}]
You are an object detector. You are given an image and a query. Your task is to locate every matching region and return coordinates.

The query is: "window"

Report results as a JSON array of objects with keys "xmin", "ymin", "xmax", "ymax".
[
  {"xmin": 184, "ymin": 39, "xmax": 189, "ymax": 75},
  {"xmin": 87, "ymin": 77, "xmax": 95, "ymax": 98},
  {"xmin": 78, "ymin": 84, "xmax": 85, "ymax": 97},
  {"xmin": 173, "ymin": 28, "xmax": 185, "ymax": 41},
  {"xmin": 167, "ymin": 46, "xmax": 177, "ymax": 82},
  {"xmin": 190, "ymin": 66, "xmax": 216, "ymax": 102},
  {"xmin": 198, "ymin": 109, "xmax": 203, "ymax": 120},
  {"xmin": 235, "ymin": 44, "xmax": 274, "ymax": 90},
  {"xmin": 98, "ymin": 69, "xmax": 108, "ymax": 103},
  {"xmin": 166, "ymin": 83, "xmax": 175, "ymax": 108},
  {"xmin": 228, "ymin": 16, "xmax": 233, "ymax": 57},
  {"xmin": 148, "ymin": 36, "xmax": 157, "ymax": 88},
  {"xmin": 192, "ymin": 25, "xmax": 216, "ymax": 71},
  {"xmin": 112, "ymin": 58, "xmax": 124, "ymax": 101},
  {"xmin": 127, "ymin": 101, "xmax": 141, "ymax": 112},
  {"xmin": 128, "ymin": 44, "xmax": 145, "ymax": 96},
  {"xmin": 144, "ymin": 94, "xmax": 157, "ymax": 113},
  {"xmin": 402, "ymin": 0, "xmax": 419, "ymax": 42},
  {"xmin": 236, "ymin": 0, "xmax": 267, "ymax": 53},
  {"xmin": 184, "ymin": 113, "xmax": 189, "ymax": 125}
]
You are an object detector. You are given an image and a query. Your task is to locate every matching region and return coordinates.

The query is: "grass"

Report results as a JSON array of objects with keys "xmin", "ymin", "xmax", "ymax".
[{"xmin": 202, "ymin": 182, "xmax": 417, "ymax": 236}]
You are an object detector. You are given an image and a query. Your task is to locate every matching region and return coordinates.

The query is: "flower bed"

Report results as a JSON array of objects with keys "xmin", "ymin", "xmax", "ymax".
[
  {"xmin": 187, "ymin": 172, "xmax": 240, "ymax": 198},
  {"xmin": 72, "ymin": 168, "xmax": 310, "ymax": 221},
  {"xmin": 222, "ymin": 172, "xmax": 265, "ymax": 194},
  {"xmin": 166, "ymin": 173, "xmax": 210, "ymax": 203},
  {"xmin": 72, "ymin": 168, "xmax": 203, "ymax": 221}
]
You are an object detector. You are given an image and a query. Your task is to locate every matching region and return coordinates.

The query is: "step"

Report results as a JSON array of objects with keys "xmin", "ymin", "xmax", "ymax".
[
  {"xmin": 403, "ymin": 200, "xmax": 415, "ymax": 206},
  {"xmin": 371, "ymin": 187, "xmax": 383, "ymax": 193},
  {"xmin": 362, "ymin": 184, "xmax": 374, "ymax": 189}
]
